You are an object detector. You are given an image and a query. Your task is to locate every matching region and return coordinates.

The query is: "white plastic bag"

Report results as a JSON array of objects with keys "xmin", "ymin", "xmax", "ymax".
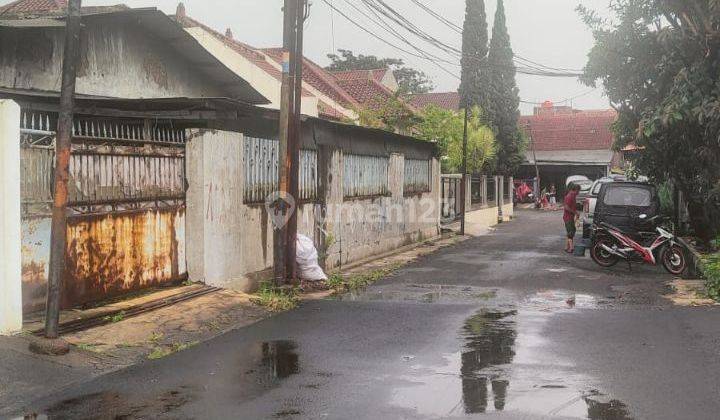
[{"xmin": 296, "ymin": 234, "xmax": 327, "ymax": 281}]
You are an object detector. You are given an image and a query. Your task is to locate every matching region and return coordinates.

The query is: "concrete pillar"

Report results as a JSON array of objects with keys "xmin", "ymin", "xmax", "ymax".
[
  {"xmin": 497, "ymin": 175, "xmax": 505, "ymax": 222},
  {"xmin": 465, "ymin": 175, "xmax": 472, "ymax": 211},
  {"xmin": 0, "ymin": 100, "xmax": 22, "ymax": 335},
  {"xmin": 318, "ymin": 147, "xmax": 343, "ymax": 269},
  {"xmin": 186, "ymin": 130, "xmax": 246, "ymax": 290},
  {"xmin": 480, "ymin": 175, "xmax": 490, "ymax": 207}
]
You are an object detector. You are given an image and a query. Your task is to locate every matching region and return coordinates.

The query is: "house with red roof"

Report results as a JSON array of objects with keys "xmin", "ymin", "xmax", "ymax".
[
  {"xmin": 409, "ymin": 92, "xmax": 461, "ymax": 111},
  {"xmin": 518, "ymin": 101, "xmax": 620, "ymax": 191}
]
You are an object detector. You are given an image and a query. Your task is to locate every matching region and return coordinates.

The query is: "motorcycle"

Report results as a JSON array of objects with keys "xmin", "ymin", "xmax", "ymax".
[{"xmin": 590, "ymin": 214, "xmax": 687, "ymax": 275}]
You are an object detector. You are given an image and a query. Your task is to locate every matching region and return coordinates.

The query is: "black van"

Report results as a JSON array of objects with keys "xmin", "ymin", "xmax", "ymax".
[{"xmin": 592, "ymin": 182, "xmax": 660, "ymax": 238}]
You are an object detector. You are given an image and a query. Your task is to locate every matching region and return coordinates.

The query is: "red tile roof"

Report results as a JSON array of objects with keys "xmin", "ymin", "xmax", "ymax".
[
  {"xmin": 261, "ymin": 47, "xmax": 360, "ymax": 109},
  {"xmin": 175, "ymin": 14, "xmax": 318, "ymax": 98},
  {"xmin": 0, "ymin": 0, "xmax": 66, "ymax": 14},
  {"xmin": 520, "ymin": 109, "xmax": 617, "ymax": 152},
  {"xmin": 331, "ymin": 68, "xmax": 389, "ymax": 83},
  {"xmin": 409, "ymin": 92, "xmax": 460, "ymax": 111}
]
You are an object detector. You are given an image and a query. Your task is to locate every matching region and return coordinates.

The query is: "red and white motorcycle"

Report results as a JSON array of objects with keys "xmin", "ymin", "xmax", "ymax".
[{"xmin": 590, "ymin": 215, "xmax": 687, "ymax": 275}]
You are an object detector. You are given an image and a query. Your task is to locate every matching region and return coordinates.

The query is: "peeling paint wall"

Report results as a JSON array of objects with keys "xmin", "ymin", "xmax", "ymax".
[
  {"xmin": 0, "ymin": 17, "xmax": 222, "ymax": 98},
  {"xmin": 0, "ymin": 100, "xmax": 22, "ymax": 334},
  {"xmin": 186, "ymin": 129, "xmax": 440, "ymax": 292}
]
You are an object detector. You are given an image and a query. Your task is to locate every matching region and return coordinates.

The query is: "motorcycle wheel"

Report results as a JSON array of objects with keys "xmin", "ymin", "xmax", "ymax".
[
  {"xmin": 591, "ymin": 237, "xmax": 619, "ymax": 268},
  {"xmin": 662, "ymin": 244, "xmax": 687, "ymax": 275}
]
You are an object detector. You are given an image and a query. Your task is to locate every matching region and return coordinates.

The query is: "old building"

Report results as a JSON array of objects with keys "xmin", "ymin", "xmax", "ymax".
[
  {"xmin": 518, "ymin": 101, "xmax": 619, "ymax": 191},
  {"xmin": 0, "ymin": 1, "xmax": 445, "ymax": 332}
]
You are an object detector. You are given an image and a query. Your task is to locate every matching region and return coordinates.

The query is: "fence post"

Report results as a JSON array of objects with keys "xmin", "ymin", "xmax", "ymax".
[
  {"xmin": 481, "ymin": 175, "xmax": 487, "ymax": 207},
  {"xmin": 0, "ymin": 100, "xmax": 22, "ymax": 335},
  {"xmin": 497, "ymin": 175, "xmax": 504, "ymax": 222},
  {"xmin": 466, "ymin": 175, "xmax": 472, "ymax": 212}
]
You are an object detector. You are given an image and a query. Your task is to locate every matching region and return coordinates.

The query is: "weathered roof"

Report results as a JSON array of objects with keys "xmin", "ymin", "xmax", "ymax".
[
  {"xmin": 0, "ymin": 0, "xmax": 66, "ymax": 15},
  {"xmin": 0, "ymin": 5, "xmax": 270, "ymax": 105},
  {"xmin": 409, "ymin": 92, "xmax": 460, "ymax": 111},
  {"xmin": 520, "ymin": 109, "xmax": 617, "ymax": 152},
  {"xmin": 525, "ymin": 149, "xmax": 615, "ymax": 166}
]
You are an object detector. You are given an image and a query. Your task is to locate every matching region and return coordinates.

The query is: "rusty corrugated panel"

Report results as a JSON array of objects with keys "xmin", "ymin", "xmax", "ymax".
[
  {"xmin": 404, "ymin": 158, "xmax": 431, "ymax": 194},
  {"xmin": 343, "ymin": 154, "xmax": 389, "ymax": 198},
  {"xmin": 62, "ymin": 208, "xmax": 186, "ymax": 309}
]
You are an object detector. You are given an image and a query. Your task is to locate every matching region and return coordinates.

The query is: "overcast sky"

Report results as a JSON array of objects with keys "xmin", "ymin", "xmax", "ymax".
[{"xmin": 78, "ymin": 0, "xmax": 611, "ymax": 114}]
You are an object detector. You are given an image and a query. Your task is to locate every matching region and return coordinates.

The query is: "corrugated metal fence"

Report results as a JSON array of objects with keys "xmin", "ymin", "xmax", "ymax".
[
  {"xmin": 243, "ymin": 136, "xmax": 318, "ymax": 203},
  {"xmin": 19, "ymin": 109, "xmax": 188, "ymax": 312},
  {"xmin": 404, "ymin": 158, "xmax": 431, "ymax": 194},
  {"xmin": 343, "ymin": 154, "xmax": 389, "ymax": 198}
]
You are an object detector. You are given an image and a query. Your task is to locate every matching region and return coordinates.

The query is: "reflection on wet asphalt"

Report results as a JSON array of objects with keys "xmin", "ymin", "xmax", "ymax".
[
  {"xmin": 391, "ymin": 309, "xmax": 632, "ymax": 419},
  {"xmin": 460, "ymin": 311, "xmax": 517, "ymax": 414}
]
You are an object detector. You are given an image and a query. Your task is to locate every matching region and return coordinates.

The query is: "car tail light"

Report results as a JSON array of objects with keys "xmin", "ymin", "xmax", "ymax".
[{"xmin": 583, "ymin": 198, "xmax": 590, "ymax": 213}]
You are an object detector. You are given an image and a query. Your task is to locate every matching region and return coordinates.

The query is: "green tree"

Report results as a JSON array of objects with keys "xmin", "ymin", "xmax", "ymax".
[
  {"xmin": 579, "ymin": 0, "xmax": 720, "ymax": 242},
  {"xmin": 326, "ymin": 49, "xmax": 434, "ymax": 95},
  {"xmin": 416, "ymin": 105, "xmax": 496, "ymax": 174},
  {"xmin": 486, "ymin": 0, "xmax": 523, "ymax": 175},
  {"xmin": 459, "ymin": 0, "xmax": 489, "ymax": 109},
  {"xmin": 355, "ymin": 93, "xmax": 420, "ymax": 134}
]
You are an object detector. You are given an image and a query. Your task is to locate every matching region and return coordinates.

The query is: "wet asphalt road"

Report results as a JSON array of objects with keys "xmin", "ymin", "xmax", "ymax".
[{"xmin": 10, "ymin": 210, "xmax": 720, "ymax": 419}]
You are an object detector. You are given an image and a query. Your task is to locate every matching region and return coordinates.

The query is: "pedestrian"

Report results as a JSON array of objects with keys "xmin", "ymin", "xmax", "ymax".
[
  {"xmin": 563, "ymin": 183, "xmax": 581, "ymax": 253},
  {"xmin": 548, "ymin": 184, "xmax": 557, "ymax": 207}
]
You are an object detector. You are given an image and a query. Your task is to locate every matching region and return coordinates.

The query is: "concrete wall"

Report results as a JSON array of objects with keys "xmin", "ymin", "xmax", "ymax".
[
  {"xmin": 186, "ymin": 130, "xmax": 440, "ymax": 291},
  {"xmin": 0, "ymin": 18, "xmax": 222, "ymax": 98},
  {"xmin": 0, "ymin": 100, "xmax": 22, "ymax": 335}
]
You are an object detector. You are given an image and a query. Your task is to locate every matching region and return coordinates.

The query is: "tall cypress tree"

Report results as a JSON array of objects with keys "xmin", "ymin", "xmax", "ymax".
[
  {"xmin": 459, "ymin": 0, "xmax": 489, "ymax": 109},
  {"xmin": 487, "ymin": 0, "xmax": 523, "ymax": 175}
]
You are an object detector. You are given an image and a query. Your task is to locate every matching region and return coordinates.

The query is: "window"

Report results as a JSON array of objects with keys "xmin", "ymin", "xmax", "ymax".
[
  {"xmin": 603, "ymin": 186, "xmax": 652, "ymax": 206},
  {"xmin": 343, "ymin": 154, "xmax": 389, "ymax": 198},
  {"xmin": 404, "ymin": 159, "xmax": 431, "ymax": 194}
]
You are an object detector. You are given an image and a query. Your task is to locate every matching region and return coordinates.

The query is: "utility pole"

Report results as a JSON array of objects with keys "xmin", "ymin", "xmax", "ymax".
[
  {"xmin": 459, "ymin": 107, "xmax": 468, "ymax": 235},
  {"xmin": 45, "ymin": 0, "xmax": 82, "ymax": 339},
  {"xmin": 286, "ymin": 0, "xmax": 307, "ymax": 282},
  {"xmin": 527, "ymin": 122, "xmax": 541, "ymax": 208},
  {"xmin": 275, "ymin": 0, "xmax": 299, "ymax": 286}
]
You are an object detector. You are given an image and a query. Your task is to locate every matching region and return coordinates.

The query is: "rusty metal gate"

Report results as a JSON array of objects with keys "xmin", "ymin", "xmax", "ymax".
[{"xmin": 20, "ymin": 109, "xmax": 187, "ymax": 312}]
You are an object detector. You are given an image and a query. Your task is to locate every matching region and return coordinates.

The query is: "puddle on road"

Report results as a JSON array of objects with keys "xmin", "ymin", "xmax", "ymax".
[
  {"xmin": 336, "ymin": 284, "xmax": 503, "ymax": 304},
  {"xmin": 391, "ymin": 310, "xmax": 632, "ymax": 419},
  {"xmin": 23, "ymin": 340, "xmax": 300, "ymax": 419}
]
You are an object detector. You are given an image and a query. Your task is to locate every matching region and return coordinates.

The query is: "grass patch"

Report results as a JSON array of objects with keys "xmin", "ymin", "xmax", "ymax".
[
  {"xmin": 701, "ymin": 254, "xmax": 720, "ymax": 301},
  {"xmin": 327, "ymin": 263, "xmax": 403, "ymax": 292},
  {"xmin": 75, "ymin": 342, "xmax": 103, "ymax": 353},
  {"xmin": 250, "ymin": 282, "xmax": 299, "ymax": 312},
  {"xmin": 103, "ymin": 310, "xmax": 126, "ymax": 323},
  {"xmin": 147, "ymin": 331, "xmax": 165, "ymax": 345},
  {"xmin": 148, "ymin": 340, "xmax": 200, "ymax": 360}
]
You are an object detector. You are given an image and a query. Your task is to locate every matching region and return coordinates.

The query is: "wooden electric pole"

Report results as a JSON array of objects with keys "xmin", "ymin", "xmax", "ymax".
[
  {"xmin": 45, "ymin": 0, "xmax": 82, "ymax": 339},
  {"xmin": 459, "ymin": 107, "xmax": 469, "ymax": 235},
  {"xmin": 286, "ymin": 0, "xmax": 307, "ymax": 282},
  {"xmin": 275, "ymin": 0, "xmax": 300, "ymax": 285}
]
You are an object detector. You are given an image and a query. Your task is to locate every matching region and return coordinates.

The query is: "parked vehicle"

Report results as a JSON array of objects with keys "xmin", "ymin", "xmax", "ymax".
[
  {"xmin": 582, "ymin": 175, "xmax": 627, "ymax": 238},
  {"xmin": 592, "ymin": 182, "xmax": 660, "ymax": 236},
  {"xmin": 590, "ymin": 214, "xmax": 687, "ymax": 274},
  {"xmin": 565, "ymin": 175, "xmax": 590, "ymax": 187}
]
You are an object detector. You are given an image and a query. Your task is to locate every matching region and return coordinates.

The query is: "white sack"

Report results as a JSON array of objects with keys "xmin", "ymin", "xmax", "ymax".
[{"xmin": 296, "ymin": 234, "xmax": 327, "ymax": 281}]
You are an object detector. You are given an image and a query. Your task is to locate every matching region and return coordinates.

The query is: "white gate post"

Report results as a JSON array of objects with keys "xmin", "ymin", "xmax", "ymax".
[{"xmin": 0, "ymin": 100, "xmax": 22, "ymax": 335}]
